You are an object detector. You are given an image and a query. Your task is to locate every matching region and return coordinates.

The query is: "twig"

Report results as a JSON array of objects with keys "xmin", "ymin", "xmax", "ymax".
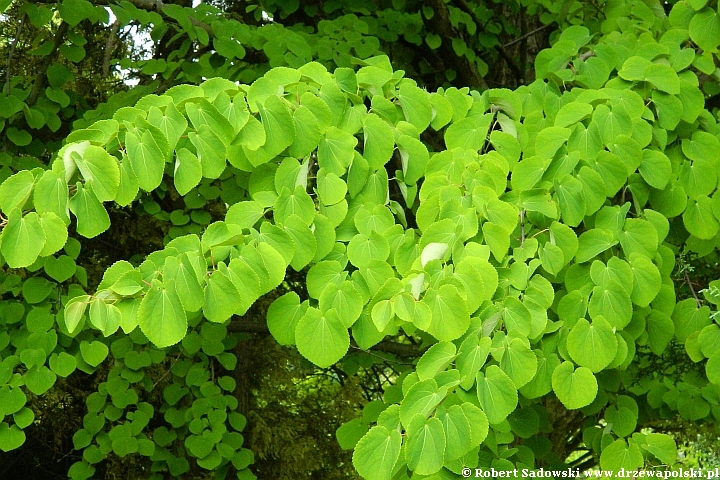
[
  {"xmin": 151, "ymin": 353, "xmax": 182, "ymax": 389},
  {"xmin": 5, "ymin": 13, "xmax": 26, "ymax": 97},
  {"xmin": 103, "ymin": 19, "xmax": 121, "ymax": 77},
  {"xmin": 684, "ymin": 270, "xmax": 703, "ymax": 308},
  {"xmin": 503, "ymin": 23, "xmax": 554, "ymax": 48}
]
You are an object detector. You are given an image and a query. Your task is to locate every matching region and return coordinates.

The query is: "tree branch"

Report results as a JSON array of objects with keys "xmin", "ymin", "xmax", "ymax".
[
  {"xmin": 227, "ymin": 319, "xmax": 424, "ymax": 358},
  {"xmin": 103, "ymin": 19, "xmax": 121, "ymax": 77},
  {"xmin": 503, "ymin": 23, "xmax": 554, "ymax": 49},
  {"xmin": 452, "ymin": 0, "xmax": 524, "ymax": 84},
  {"xmin": 28, "ymin": 22, "xmax": 69, "ymax": 106},
  {"xmin": 423, "ymin": 0, "xmax": 488, "ymax": 90},
  {"xmin": 5, "ymin": 13, "xmax": 26, "ymax": 97}
]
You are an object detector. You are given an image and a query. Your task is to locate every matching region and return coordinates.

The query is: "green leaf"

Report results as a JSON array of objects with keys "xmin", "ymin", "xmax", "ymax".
[
  {"xmin": 0, "ymin": 210, "xmax": 46, "ymax": 268},
  {"xmin": 174, "ymin": 148, "xmax": 203, "ymax": 196},
  {"xmin": 476, "ymin": 365, "xmax": 518, "ymax": 424},
  {"xmin": 444, "ymin": 114, "xmax": 493, "ymax": 151},
  {"xmin": 318, "ymin": 126, "xmax": 357, "ymax": 176},
  {"xmin": 253, "ymin": 95, "xmax": 295, "ymax": 166},
  {"xmin": 352, "ymin": 426, "xmax": 401, "ymax": 480},
  {"xmin": 642, "ymin": 433, "xmax": 677, "ymax": 465},
  {"xmin": 643, "ymin": 63, "xmax": 680, "ymax": 94},
  {"xmin": 317, "ymin": 168, "xmax": 347, "ymax": 206},
  {"xmin": 34, "ymin": 169, "xmax": 70, "ymax": 224},
  {"xmin": 348, "ymin": 231, "xmax": 390, "ymax": 268},
  {"xmin": 422, "ymin": 284, "xmax": 470, "ymax": 341},
  {"xmin": 38, "ymin": 212, "xmax": 68, "ymax": 257},
  {"xmin": 0, "ymin": 423, "xmax": 26, "ymax": 452},
  {"xmin": 319, "ymin": 281, "xmax": 363, "ymax": 328},
  {"xmin": 203, "ymin": 270, "xmax": 242, "ymax": 323},
  {"xmin": 267, "ymin": 292, "xmax": 308, "ymax": 345},
  {"xmin": 274, "ymin": 185, "xmax": 316, "ymax": 226},
  {"xmin": 49, "ymin": 352, "xmax": 77, "ymax": 377},
  {"xmin": 295, "ymin": 307, "xmax": 349, "ymax": 368},
  {"xmin": 79, "ymin": 340, "xmax": 108, "ymax": 367},
  {"xmin": 683, "ymin": 195, "xmax": 719, "ymax": 240},
  {"xmin": 456, "ymin": 335, "xmax": 492, "ymax": 390},
  {"xmin": 552, "ymin": 361, "xmax": 598, "ymax": 409},
  {"xmin": 405, "ymin": 416, "xmax": 445, "ymax": 475},
  {"xmin": 555, "ymin": 174, "xmax": 585, "ymax": 227},
  {"xmin": 69, "ymin": 184, "xmax": 110, "ymax": 238},
  {"xmin": 499, "ymin": 337, "xmax": 537, "ymax": 387},
  {"xmin": 575, "ymin": 229, "xmax": 617, "ymax": 263},
  {"xmin": 588, "ymin": 283, "xmax": 632, "ymax": 329},
  {"xmin": 639, "ymin": 150, "xmax": 672, "ymax": 189},
  {"xmin": 567, "ymin": 317, "xmax": 618, "ymax": 372},
  {"xmin": 363, "ymin": 113, "xmax": 395, "ymax": 169},
  {"xmin": 76, "ymin": 146, "xmax": 120, "ymax": 202},
  {"xmin": 441, "ymin": 404, "xmax": 473, "ymax": 460},
  {"xmin": 554, "ymin": 102, "xmax": 593, "ymax": 128},
  {"xmin": 400, "ymin": 379, "xmax": 447, "ymax": 427},
  {"xmin": 0, "ymin": 170, "xmax": 34, "ymax": 215},
  {"xmin": 689, "ymin": 7, "xmax": 720, "ymax": 52},
  {"xmin": 289, "ymin": 106, "xmax": 322, "ymax": 158},
  {"xmin": 163, "ymin": 255, "xmax": 204, "ymax": 312},
  {"xmin": 336, "ymin": 418, "xmax": 368, "ymax": 451},
  {"xmin": 535, "ymin": 127, "xmax": 571, "ymax": 159},
  {"xmin": 600, "ymin": 439, "xmax": 644, "ymax": 472},
  {"xmin": 125, "ymin": 128, "xmax": 165, "ymax": 192},
  {"xmin": 25, "ymin": 365, "xmax": 57, "ymax": 395},
  {"xmin": 138, "ymin": 279, "xmax": 187, "ymax": 348},
  {"xmin": 189, "ymin": 126, "xmax": 227, "ymax": 179},
  {"xmin": 284, "ymin": 214, "xmax": 318, "ymax": 271},
  {"xmin": 147, "ymin": 102, "xmax": 187, "ymax": 152},
  {"xmin": 398, "ymin": 84, "xmax": 432, "ymax": 132},
  {"xmin": 416, "ymin": 342, "xmax": 456, "ymax": 381}
]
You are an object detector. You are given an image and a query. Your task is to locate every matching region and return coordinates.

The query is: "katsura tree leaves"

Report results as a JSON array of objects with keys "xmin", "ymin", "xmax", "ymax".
[
  {"xmin": 416, "ymin": 342, "xmax": 456, "ymax": 381},
  {"xmin": 352, "ymin": 426, "xmax": 401, "ymax": 480},
  {"xmin": 567, "ymin": 317, "xmax": 618, "ymax": 372},
  {"xmin": 599, "ymin": 439, "xmax": 644, "ymax": 473},
  {"xmin": 295, "ymin": 307, "xmax": 350, "ymax": 368},
  {"xmin": 552, "ymin": 361, "xmax": 598, "ymax": 410},
  {"xmin": 444, "ymin": 114, "xmax": 492, "ymax": 151},
  {"xmin": 138, "ymin": 279, "xmax": 187, "ymax": 348},
  {"xmin": 400, "ymin": 379, "xmax": 447, "ymax": 427},
  {"xmin": 0, "ymin": 170, "xmax": 34, "ymax": 215},
  {"xmin": 68, "ymin": 184, "xmax": 110, "ymax": 238},
  {"xmin": 0, "ymin": 210, "xmax": 46, "ymax": 268},
  {"xmin": 125, "ymin": 127, "xmax": 165, "ymax": 192},
  {"xmin": 476, "ymin": 365, "xmax": 518, "ymax": 424},
  {"xmin": 575, "ymin": 229, "xmax": 617, "ymax": 263},
  {"xmin": 422, "ymin": 284, "xmax": 471, "ymax": 341},
  {"xmin": 203, "ymin": 270, "xmax": 242, "ymax": 323},
  {"xmin": 404, "ymin": 416, "xmax": 445, "ymax": 475}
]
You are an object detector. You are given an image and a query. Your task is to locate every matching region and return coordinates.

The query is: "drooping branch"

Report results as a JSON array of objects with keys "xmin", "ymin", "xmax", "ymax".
[
  {"xmin": 102, "ymin": 19, "xmax": 121, "ymax": 77},
  {"xmin": 451, "ymin": 0, "xmax": 524, "ymax": 85},
  {"xmin": 27, "ymin": 21, "xmax": 69, "ymax": 106},
  {"xmin": 5, "ymin": 13, "xmax": 27, "ymax": 96},
  {"xmin": 228, "ymin": 318, "xmax": 425, "ymax": 358},
  {"xmin": 422, "ymin": 0, "xmax": 489, "ymax": 90}
]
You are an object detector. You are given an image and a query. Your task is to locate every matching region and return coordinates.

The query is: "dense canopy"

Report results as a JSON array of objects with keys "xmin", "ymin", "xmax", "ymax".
[{"xmin": 1, "ymin": 0, "xmax": 720, "ymax": 478}]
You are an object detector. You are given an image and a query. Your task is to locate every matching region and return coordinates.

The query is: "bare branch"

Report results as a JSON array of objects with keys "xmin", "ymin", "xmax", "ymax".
[
  {"xmin": 103, "ymin": 19, "xmax": 121, "ymax": 77},
  {"xmin": 503, "ymin": 23, "xmax": 554, "ymax": 49}
]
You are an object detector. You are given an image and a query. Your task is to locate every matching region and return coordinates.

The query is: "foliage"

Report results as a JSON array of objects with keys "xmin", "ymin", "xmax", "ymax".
[{"xmin": 2, "ymin": 0, "xmax": 720, "ymax": 478}]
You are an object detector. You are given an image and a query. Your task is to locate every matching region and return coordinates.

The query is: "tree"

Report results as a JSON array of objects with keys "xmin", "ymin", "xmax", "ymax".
[{"xmin": 1, "ymin": 0, "xmax": 720, "ymax": 478}]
